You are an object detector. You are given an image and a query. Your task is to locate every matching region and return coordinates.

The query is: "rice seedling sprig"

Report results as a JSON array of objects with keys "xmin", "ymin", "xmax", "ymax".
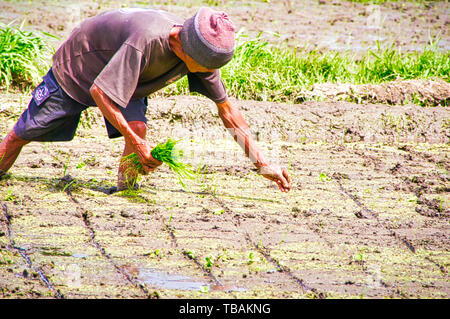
[{"xmin": 121, "ymin": 138, "xmax": 198, "ymax": 190}]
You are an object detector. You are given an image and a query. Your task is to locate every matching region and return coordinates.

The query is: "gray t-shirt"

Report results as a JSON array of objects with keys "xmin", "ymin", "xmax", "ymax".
[{"xmin": 52, "ymin": 8, "xmax": 228, "ymax": 107}]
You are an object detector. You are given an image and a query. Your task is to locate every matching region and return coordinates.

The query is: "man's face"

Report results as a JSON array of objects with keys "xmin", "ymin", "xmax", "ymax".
[
  {"xmin": 182, "ymin": 52, "xmax": 216, "ymax": 73},
  {"xmin": 170, "ymin": 32, "xmax": 216, "ymax": 73}
]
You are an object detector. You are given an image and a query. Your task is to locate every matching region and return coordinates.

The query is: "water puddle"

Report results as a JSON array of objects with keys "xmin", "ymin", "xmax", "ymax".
[
  {"xmin": 136, "ymin": 268, "xmax": 246, "ymax": 292},
  {"xmin": 72, "ymin": 252, "xmax": 89, "ymax": 258}
]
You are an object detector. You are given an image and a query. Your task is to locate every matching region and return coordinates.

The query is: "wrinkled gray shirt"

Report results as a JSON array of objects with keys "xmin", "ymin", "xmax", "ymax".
[{"xmin": 52, "ymin": 8, "xmax": 227, "ymax": 107}]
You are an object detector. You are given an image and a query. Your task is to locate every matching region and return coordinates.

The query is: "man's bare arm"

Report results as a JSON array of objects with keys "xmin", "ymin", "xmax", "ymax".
[
  {"xmin": 216, "ymin": 99, "xmax": 266, "ymax": 168},
  {"xmin": 216, "ymin": 99, "xmax": 291, "ymax": 192},
  {"xmin": 89, "ymin": 84, "xmax": 161, "ymax": 172}
]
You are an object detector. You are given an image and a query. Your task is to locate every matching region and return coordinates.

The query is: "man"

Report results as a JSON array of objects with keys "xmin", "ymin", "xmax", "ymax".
[{"xmin": 0, "ymin": 7, "xmax": 291, "ymax": 193}]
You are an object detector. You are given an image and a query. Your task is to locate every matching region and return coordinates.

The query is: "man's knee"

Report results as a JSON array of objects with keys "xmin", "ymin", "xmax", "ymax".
[
  {"xmin": 129, "ymin": 121, "xmax": 147, "ymax": 138},
  {"xmin": 1, "ymin": 129, "xmax": 30, "ymax": 147}
]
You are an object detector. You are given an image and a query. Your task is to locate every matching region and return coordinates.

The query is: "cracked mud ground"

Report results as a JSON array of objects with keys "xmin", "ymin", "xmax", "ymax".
[
  {"xmin": 0, "ymin": 95, "xmax": 448, "ymax": 299},
  {"xmin": 0, "ymin": 0, "xmax": 448, "ymax": 299}
]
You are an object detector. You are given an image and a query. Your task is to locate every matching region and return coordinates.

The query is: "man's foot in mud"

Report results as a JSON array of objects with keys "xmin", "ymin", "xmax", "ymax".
[{"xmin": 105, "ymin": 183, "xmax": 140, "ymax": 195}]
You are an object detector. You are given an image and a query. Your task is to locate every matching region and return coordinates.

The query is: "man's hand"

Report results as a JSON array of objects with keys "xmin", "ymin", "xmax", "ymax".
[
  {"xmin": 258, "ymin": 164, "xmax": 291, "ymax": 193},
  {"xmin": 132, "ymin": 137, "xmax": 162, "ymax": 174}
]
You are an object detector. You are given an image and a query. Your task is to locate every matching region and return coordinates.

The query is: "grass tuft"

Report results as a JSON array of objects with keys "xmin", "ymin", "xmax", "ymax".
[{"xmin": 0, "ymin": 20, "xmax": 54, "ymax": 89}]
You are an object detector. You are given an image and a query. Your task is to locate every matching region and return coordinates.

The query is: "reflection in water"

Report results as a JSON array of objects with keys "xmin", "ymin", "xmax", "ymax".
[
  {"xmin": 138, "ymin": 268, "xmax": 206, "ymax": 290},
  {"xmin": 137, "ymin": 268, "xmax": 246, "ymax": 292},
  {"xmin": 72, "ymin": 253, "xmax": 89, "ymax": 258}
]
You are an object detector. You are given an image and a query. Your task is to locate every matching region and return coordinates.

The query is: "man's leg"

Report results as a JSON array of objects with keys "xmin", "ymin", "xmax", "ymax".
[
  {"xmin": 117, "ymin": 120, "xmax": 147, "ymax": 191},
  {"xmin": 0, "ymin": 129, "xmax": 30, "ymax": 177}
]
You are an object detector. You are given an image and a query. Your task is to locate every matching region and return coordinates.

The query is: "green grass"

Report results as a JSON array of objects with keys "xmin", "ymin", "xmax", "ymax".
[
  {"xmin": 224, "ymin": 35, "xmax": 448, "ymax": 102},
  {"xmin": 1, "ymin": 18, "xmax": 447, "ymax": 105},
  {"xmin": 0, "ymin": 20, "xmax": 54, "ymax": 89},
  {"xmin": 165, "ymin": 34, "xmax": 449, "ymax": 103}
]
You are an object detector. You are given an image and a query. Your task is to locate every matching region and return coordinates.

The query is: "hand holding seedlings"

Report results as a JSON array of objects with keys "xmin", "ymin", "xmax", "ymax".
[
  {"xmin": 122, "ymin": 138, "xmax": 197, "ymax": 189},
  {"xmin": 131, "ymin": 138, "xmax": 163, "ymax": 174}
]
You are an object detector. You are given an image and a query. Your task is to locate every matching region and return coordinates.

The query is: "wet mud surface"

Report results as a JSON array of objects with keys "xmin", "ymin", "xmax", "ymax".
[
  {"xmin": 0, "ymin": 0, "xmax": 448, "ymax": 105},
  {"xmin": 1, "ymin": 95, "xmax": 449, "ymax": 298},
  {"xmin": 0, "ymin": 0, "xmax": 449, "ymax": 299},
  {"xmin": 0, "ymin": 0, "xmax": 448, "ymax": 53}
]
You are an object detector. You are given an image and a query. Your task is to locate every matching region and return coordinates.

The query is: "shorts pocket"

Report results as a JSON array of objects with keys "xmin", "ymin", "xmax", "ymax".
[{"xmin": 32, "ymin": 70, "xmax": 59, "ymax": 106}]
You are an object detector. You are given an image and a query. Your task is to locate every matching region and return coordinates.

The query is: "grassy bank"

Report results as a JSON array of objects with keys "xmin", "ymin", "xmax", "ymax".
[
  {"xmin": 0, "ymin": 21, "xmax": 54, "ymax": 89},
  {"xmin": 1, "ymin": 22, "xmax": 448, "ymax": 104},
  {"xmin": 166, "ymin": 34, "xmax": 449, "ymax": 103}
]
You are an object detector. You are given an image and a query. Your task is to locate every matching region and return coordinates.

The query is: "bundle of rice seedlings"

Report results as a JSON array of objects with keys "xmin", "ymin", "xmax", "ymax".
[{"xmin": 121, "ymin": 138, "xmax": 197, "ymax": 189}]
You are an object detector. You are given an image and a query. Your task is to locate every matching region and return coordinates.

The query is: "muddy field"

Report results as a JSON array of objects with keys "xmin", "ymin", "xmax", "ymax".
[
  {"xmin": 0, "ymin": 0, "xmax": 449, "ymax": 299},
  {"xmin": 1, "ymin": 0, "xmax": 449, "ymax": 52}
]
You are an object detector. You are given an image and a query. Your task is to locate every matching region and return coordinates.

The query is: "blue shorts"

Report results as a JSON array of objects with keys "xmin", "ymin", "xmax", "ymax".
[{"xmin": 14, "ymin": 69, "xmax": 148, "ymax": 141}]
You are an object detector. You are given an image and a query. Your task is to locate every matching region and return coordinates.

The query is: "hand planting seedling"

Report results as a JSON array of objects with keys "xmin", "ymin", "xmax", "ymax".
[{"xmin": 121, "ymin": 138, "xmax": 198, "ymax": 189}]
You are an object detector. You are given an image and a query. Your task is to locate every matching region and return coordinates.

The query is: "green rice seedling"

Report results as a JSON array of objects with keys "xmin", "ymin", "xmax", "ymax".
[
  {"xmin": 0, "ymin": 249, "xmax": 14, "ymax": 265},
  {"xmin": 319, "ymin": 172, "xmax": 332, "ymax": 182},
  {"xmin": 62, "ymin": 153, "xmax": 71, "ymax": 177},
  {"xmin": 0, "ymin": 20, "xmax": 54, "ymax": 89},
  {"xmin": 145, "ymin": 248, "xmax": 166, "ymax": 259},
  {"xmin": 205, "ymin": 256, "xmax": 213, "ymax": 268},
  {"xmin": 247, "ymin": 252, "xmax": 255, "ymax": 265},
  {"xmin": 184, "ymin": 250, "xmax": 195, "ymax": 260},
  {"xmin": 354, "ymin": 248, "xmax": 367, "ymax": 263},
  {"xmin": 168, "ymin": 211, "xmax": 173, "ymax": 226},
  {"xmin": 121, "ymin": 138, "xmax": 197, "ymax": 189},
  {"xmin": 199, "ymin": 285, "xmax": 209, "ymax": 293},
  {"xmin": 76, "ymin": 162, "xmax": 86, "ymax": 169},
  {"xmin": 196, "ymin": 162, "xmax": 217, "ymax": 195},
  {"xmin": 79, "ymin": 108, "xmax": 100, "ymax": 129},
  {"xmin": 4, "ymin": 189, "xmax": 16, "ymax": 202}
]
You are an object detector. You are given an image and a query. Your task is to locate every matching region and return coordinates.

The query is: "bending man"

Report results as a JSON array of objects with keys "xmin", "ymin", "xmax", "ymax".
[{"xmin": 0, "ymin": 7, "xmax": 291, "ymax": 192}]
